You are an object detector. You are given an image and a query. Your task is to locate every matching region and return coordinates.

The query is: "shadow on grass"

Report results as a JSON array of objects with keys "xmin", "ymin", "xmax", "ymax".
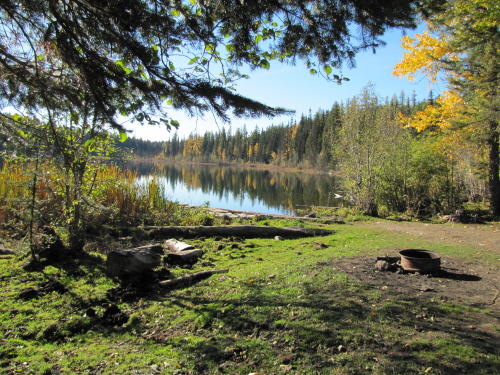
[
  {"xmin": 11, "ymin": 252, "xmax": 498, "ymax": 374},
  {"xmin": 159, "ymin": 271, "xmax": 499, "ymax": 374},
  {"xmin": 15, "ymin": 253, "xmax": 137, "ymax": 341}
]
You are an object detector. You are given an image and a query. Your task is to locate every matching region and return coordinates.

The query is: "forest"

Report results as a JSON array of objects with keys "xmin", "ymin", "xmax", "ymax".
[{"xmin": 122, "ymin": 85, "xmax": 490, "ymax": 218}]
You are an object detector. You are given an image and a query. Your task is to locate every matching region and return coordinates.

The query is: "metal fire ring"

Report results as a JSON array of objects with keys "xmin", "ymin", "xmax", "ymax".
[{"xmin": 399, "ymin": 249, "xmax": 441, "ymax": 273}]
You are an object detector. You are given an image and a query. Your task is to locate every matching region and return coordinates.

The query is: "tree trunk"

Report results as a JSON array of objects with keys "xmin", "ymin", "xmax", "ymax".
[
  {"xmin": 138, "ymin": 225, "xmax": 333, "ymax": 239},
  {"xmin": 485, "ymin": 34, "xmax": 499, "ymax": 217},
  {"xmin": 488, "ymin": 118, "xmax": 500, "ymax": 216}
]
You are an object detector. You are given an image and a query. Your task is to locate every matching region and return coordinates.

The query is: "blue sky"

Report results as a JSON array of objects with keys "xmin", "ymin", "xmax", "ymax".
[{"xmin": 127, "ymin": 23, "xmax": 443, "ymax": 141}]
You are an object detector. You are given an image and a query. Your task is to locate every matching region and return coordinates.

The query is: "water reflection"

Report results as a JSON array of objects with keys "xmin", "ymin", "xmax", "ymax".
[{"xmin": 128, "ymin": 161, "xmax": 339, "ymax": 215}]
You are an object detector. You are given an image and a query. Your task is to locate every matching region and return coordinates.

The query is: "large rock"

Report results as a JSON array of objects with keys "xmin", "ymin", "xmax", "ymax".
[{"xmin": 107, "ymin": 244, "xmax": 163, "ymax": 276}]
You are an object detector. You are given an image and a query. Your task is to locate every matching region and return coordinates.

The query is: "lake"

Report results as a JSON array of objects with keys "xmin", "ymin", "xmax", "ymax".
[{"xmin": 128, "ymin": 161, "xmax": 341, "ymax": 215}]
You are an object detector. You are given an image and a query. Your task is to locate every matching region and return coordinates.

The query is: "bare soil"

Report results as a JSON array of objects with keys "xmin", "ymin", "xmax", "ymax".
[
  {"xmin": 358, "ymin": 221, "xmax": 500, "ymax": 253},
  {"xmin": 331, "ymin": 256, "xmax": 499, "ymax": 312},
  {"xmin": 341, "ymin": 221, "xmax": 500, "ymax": 314}
]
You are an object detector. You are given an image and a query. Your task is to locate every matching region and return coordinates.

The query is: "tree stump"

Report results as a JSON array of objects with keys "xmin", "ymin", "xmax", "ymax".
[
  {"xmin": 164, "ymin": 239, "xmax": 203, "ymax": 266},
  {"xmin": 106, "ymin": 244, "xmax": 163, "ymax": 276},
  {"xmin": 165, "ymin": 249, "xmax": 204, "ymax": 266}
]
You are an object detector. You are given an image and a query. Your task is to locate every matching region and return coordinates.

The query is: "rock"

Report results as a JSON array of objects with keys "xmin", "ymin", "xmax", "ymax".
[
  {"xmin": 375, "ymin": 260, "xmax": 392, "ymax": 272},
  {"xmin": 447, "ymin": 209, "xmax": 479, "ymax": 223},
  {"xmin": 274, "ymin": 236, "xmax": 284, "ymax": 241},
  {"xmin": 106, "ymin": 244, "xmax": 162, "ymax": 276},
  {"xmin": 313, "ymin": 242, "xmax": 329, "ymax": 250}
]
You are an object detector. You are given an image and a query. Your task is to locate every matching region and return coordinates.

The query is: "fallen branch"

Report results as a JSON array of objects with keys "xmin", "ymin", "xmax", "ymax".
[
  {"xmin": 159, "ymin": 269, "xmax": 229, "ymax": 289},
  {"xmin": 139, "ymin": 225, "xmax": 332, "ymax": 239}
]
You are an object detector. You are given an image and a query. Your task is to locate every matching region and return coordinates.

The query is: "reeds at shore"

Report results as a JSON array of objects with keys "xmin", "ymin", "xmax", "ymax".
[{"xmin": 0, "ymin": 162, "xmax": 213, "ymax": 233}]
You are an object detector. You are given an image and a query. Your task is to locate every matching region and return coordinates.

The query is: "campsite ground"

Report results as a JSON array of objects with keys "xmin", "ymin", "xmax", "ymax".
[{"xmin": 1, "ymin": 218, "xmax": 498, "ymax": 374}]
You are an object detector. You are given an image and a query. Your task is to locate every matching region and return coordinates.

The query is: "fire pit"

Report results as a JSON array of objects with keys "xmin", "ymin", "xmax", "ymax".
[{"xmin": 399, "ymin": 249, "xmax": 441, "ymax": 273}]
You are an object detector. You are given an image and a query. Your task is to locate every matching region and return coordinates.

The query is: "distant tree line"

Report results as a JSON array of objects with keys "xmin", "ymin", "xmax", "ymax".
[{"xmin": 121, "ymin": 90, "xmax": 421, "ymax": 170}]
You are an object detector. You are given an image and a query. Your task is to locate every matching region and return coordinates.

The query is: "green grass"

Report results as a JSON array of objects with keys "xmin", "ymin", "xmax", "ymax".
[{"xmin": 1, "ymin": 220, "xmax": 498, "ymax": 374}]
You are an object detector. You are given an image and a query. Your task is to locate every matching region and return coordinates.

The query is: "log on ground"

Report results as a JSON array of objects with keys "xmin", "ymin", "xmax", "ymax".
[
  {"xmin": 159, "ymin": 269, "xmax": 228, "ymax": 289},
  {"xmin": 139, "ymin": 225, "xmax": 333, "ymax": 239}
]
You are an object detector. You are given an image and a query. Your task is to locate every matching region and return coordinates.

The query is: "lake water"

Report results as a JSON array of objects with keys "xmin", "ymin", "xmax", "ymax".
[{"xmin": 129, "ymin": 161, "xmax": 340, "ymax": 215}]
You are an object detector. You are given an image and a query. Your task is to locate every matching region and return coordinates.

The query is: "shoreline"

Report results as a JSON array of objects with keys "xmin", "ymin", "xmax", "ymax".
[{"xmin": 128, "ymin": 157, "xmax": 337, "ymax": 175}]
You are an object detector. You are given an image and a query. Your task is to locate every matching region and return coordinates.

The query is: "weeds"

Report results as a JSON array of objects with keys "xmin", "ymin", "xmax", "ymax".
[{"xmin": 0, "ymin": 162, "xmax": 215, "ymax": 248}]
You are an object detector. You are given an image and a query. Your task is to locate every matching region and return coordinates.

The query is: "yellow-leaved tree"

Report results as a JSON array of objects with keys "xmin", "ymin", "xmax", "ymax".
[{"xmin": 394, "ymin": 0, "xmax": 499, "ymax": 215}]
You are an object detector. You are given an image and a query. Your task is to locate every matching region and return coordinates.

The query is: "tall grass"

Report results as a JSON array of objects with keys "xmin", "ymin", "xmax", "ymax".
[
  {"xmin": 0, "ymin": 162, "xmax": 213, "ymax": 235},
  {"xmin": 0, "ymin": 161, "xmax": 54, "ymax": 226},
  {"xmin": 90, "ymin": 165, "xmax": 178, "ymax": 226}
]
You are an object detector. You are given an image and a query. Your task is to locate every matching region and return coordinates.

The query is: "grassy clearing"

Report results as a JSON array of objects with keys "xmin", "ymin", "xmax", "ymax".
[{"xmin": 1, "ymin": 221, "xmax": 499, "ymax": 374}]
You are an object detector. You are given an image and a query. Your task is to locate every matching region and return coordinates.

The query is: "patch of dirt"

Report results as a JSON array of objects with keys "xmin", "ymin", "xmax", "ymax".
[
  {"xmin": 358, "ymin": 221, "xmax": 500, "ymax": 253},
  {"xmin": 331, "ymin": 256, "xmax": 500, "ymax": 313}
]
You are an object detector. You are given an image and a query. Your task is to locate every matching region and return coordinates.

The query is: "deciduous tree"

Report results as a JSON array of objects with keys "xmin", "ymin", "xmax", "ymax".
[{"xmin": 393, "ymin": 0, "xmax": 499, "ymax": 215}]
